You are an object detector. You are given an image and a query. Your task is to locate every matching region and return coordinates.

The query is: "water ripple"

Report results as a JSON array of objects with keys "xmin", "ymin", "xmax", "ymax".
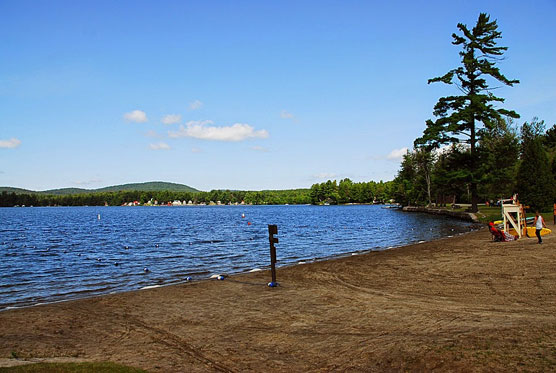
[{"xmin": 0, "ymin": 205, "xmax": 475, "ymax": 309}]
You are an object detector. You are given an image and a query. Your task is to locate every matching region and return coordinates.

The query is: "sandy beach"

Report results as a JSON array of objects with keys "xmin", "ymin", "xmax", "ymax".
[{"xmin": 1, "ymin": 223, "xmax": 555, "ymax": 372}]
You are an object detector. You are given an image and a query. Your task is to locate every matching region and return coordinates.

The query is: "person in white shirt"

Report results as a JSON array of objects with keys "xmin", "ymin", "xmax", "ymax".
[{"xmin": 534, "ymin": 211, "xmax": 547, "ymax": 244}]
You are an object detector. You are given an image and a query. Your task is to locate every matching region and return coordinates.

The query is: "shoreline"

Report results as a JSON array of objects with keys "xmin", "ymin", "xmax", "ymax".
[
  {"xmin": 402, "ymin": 205, "xmax": 480, "ymax": 222},
  {"xmin": 1, "ymin": 223, "xmax": 480, "ymax": 313},
  {"xmin": 1, "ymin": 224, "xmax": 555, "ymax": 371}
]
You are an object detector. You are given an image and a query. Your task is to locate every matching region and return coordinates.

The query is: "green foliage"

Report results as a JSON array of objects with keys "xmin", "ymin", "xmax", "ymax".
[
  {"xmin": 392, "ymin": 151, "xmax": 422, "ymax": 206},
  {"xmin": 0, "ymin": 187, "xmax": 39, "ymax": 194},
  {"xmin": 310, "ymin": 179, "xmax": 394, "ymax": 205},
  {"xmin": 392, "ymin": 148, "xmax": 436, "ymax": 206},
  {"xmin": 396, "ymin": 117, "xmax": 555, "ymax": 209},
  {"xmin": 0, "ymin": 182, "xmax": 199, "ymax": 196},
  {"xmin": 94, "ymin": 181, "xmax": 199, "ymax": 193},
  {"xmin": 544, "ymin": 124, "xmax": 556, "ymax": 201},
  {"xmin": 516, "ymin": 119, "xmax": 554, "ymax": 211},
  {"xmin": 415, "ymin": 13, "xmax": 519, "ymax": 212},
  {"xmin": 431, "ymin": 145, "xmax": 472, "ymax": 205},
  {"xmin": 544, "ymin": 124, "xmax": 556, "ymax": 149},
  {"xmin": 552, "ymin": 158, "xmax": 556, "ymax": 202},
  {"xmin": 0, "ymin": 188, "xmax": 311, "ymax": 207},
  {"xmin": 477, "ymin": 118, "xmax": 520, "ymax": 200}
]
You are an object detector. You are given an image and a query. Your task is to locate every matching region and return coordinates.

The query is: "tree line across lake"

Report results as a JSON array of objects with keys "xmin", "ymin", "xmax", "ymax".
[{"xmin": 0, "ymin": 180, "xmax": 396, "ymax": 207}]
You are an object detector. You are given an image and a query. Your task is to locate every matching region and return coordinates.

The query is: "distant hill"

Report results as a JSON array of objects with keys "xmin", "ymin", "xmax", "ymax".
[
  {"xmin": 40, "ymin": 188, "xmax": 90, "ymax": 195},
  {"xmin": 0, "ymin": 187, "xmax": 38, "ymax": 194},
  {"xmin": 94, "ymin": 182, "xmax": 199, "ymax": 193},
  {"xmin": 0, "ymin": 182, "xmax": 200, "ymax": 195}
]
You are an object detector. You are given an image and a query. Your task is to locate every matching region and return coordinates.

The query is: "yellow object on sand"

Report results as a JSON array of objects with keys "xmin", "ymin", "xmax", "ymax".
[{"xmin": 507, "ymin": 227, "xmax": 552, "ymax": 237}]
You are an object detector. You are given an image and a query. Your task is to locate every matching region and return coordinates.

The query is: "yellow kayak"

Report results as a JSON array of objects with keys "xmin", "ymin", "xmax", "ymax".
[
  {"xmin": 507, "ymin": 227, "xmax": 552, "ymax": 237},
  {"xmin": 493, "ymin": 217, "xmax": 535, "ymax": 226}
]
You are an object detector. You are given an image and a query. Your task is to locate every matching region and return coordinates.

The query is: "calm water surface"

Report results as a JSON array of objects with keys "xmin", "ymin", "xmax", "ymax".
[{"xmin": 0, "ymin": 205, "xmax": 476, "ymax": 309}]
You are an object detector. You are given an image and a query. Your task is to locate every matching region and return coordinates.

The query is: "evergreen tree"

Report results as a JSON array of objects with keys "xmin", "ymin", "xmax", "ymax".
[
  {"xmin": 415, "ymin": 13, "xmax": 519, "ymax": 212},
  {"xmin": 552, "ymin": 158, "xmax": 556, "ymax": 203},
  {"xmin": 338, "ymin": 178, "xmax": 353, "ymax": 204},
  {"xmin": 431, "ymin": 145, "xmax": 472, "ymax": 205},
  {"xmin": 544, "ymin": 124, "xmax": 556, "ymax": 201},
  {"xmin": 392, "ymin": 150, "xmax": 430, "ymax": 206},
  {"xmin": 544, "ymin": 124, "xmax": 556, "ymax": 149},
  {"xmin": 414, "ymin": 147, "xmax": 435, "ymax": 206},
  {"xmin": 516, "ymin": 119, "xmax": 553, "ymax": 211},
  {"xmin": 477, "ymin": 118, "xmax": 520, "ymax": 201}
]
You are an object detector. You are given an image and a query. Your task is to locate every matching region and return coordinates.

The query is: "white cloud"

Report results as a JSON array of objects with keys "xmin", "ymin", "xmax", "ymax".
[
  {"xmin": 191, "ymin": 147, "xmax": 202, "ymax": 153},
  {"xmin": 149, "ymin": 142, "xmax": 171, "ymax": 150},
  {"xmin": 386, "ymin": 147, "xmax": 408, "ymax": 161},
  {"xmin": 0, "ymin": 138, "xmax": 21, "ymax": 149},
  {"xmin": 168, "ymin": 120, "xmax": 269, "ymax": 142},
  {"xmin": 313, "ymin": 172, "xmax": 337, "ymax": 180},
  {"xmin": 280, "ymin": 110, "xmax": 295, "ymax": 119},
  {"xmin": 161, "ymin": 114, "xmax": 181, "ymax": 125},
  {"xmin": 123, "ymin": 110, "xmax": 148, "ymax": 123},
  {"xmin": 188, "ymin": 100, "xmax": 203, "ymax": 111},
  {"xmin": 435, "ymin": 143, "xmax": 470, "ymax": 154}
]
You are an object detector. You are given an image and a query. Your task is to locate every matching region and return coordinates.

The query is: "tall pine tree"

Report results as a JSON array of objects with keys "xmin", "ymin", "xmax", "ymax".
[{"xmin": 415, "ymin": 13, "xmax": 519, "ymax": 212}]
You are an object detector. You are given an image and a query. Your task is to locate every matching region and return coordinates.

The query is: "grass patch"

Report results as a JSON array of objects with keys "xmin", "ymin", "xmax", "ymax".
[
  {"xmin": 474, "ymin": 206, "xmax": 503, "ymax": 223},
  {"xmin": 432, "ymin": 205, "xmax": 502, "ymax": 223},
  {"xmin": 0, "ymin": 362, "xmax": 147, "ymax": 373},
  {"xmin": 456, "ymin": 205, "xmax": 554, "ymax": 224}
]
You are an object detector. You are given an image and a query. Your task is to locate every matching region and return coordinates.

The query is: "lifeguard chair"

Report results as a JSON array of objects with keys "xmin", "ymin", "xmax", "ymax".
[{"xmin": 501, "ymin": 196, "xmax": 527, "ymax": 238}]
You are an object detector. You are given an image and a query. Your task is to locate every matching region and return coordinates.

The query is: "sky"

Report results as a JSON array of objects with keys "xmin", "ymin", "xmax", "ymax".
[{"xmin": 1, "ymin": 0, "xmax": 555, "ymax": 191}]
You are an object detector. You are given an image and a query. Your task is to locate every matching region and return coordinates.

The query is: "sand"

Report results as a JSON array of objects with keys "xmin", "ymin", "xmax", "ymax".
[{"xmin": 1, "ymin": 223, "xmax": 555, "ymax": 372}]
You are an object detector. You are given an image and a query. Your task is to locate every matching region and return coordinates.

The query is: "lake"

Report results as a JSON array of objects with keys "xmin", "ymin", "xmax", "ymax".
[{"xmin": 0, "ymin": 205, "xmax": 476, "ymax": 310}]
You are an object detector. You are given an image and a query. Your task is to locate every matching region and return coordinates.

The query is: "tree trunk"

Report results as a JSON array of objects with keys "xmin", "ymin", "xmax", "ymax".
[{"xmin": 469, "ymin": 55, "xmax": 479, "ymax": 213}]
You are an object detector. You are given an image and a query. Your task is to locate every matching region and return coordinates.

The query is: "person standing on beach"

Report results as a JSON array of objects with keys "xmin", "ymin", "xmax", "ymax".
[{"xmin": 534, "ymin": 211, "xmax": 546, "ymax": 244}]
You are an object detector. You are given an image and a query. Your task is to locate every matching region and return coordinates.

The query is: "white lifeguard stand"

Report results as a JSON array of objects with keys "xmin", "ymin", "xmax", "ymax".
[{"xmin": 502, "ymin": 203, "xmax": 523, "ymax": 238}]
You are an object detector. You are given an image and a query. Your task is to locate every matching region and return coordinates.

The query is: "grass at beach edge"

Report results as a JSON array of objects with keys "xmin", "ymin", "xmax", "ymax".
[
  {"xmin": 0, "ymin": 362, "xmax": 147, "ymax": 373},
  {"xmin": 448, "ymin": 205, "xmax": 554, "ymax": 224}
]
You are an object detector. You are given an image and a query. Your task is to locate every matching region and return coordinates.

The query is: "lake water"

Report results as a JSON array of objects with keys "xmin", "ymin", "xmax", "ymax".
[{"xmin": 0, "ymin": 205, "xmax": 477, "ymax": 310}]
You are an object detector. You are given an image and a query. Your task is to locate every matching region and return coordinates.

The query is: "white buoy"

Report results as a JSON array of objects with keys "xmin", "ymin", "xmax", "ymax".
[
  {"xmin": 97, "ymin": 214, "xmax": 101, "ymax": 220},
  {"xmin": 210, "ymin": 274, "xmax": 226, "ymax": 280}
]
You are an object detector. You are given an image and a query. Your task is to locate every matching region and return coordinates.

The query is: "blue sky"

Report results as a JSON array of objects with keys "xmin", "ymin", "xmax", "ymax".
[{"xmin": 1, "ymin": 1, "xmax": 555, "ymax": 191}]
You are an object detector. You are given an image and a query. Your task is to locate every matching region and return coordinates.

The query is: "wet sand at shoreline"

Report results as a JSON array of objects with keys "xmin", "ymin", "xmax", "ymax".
[{"xmin": 1, "ymin": 224, "xmax": 555, "ymax": 372}]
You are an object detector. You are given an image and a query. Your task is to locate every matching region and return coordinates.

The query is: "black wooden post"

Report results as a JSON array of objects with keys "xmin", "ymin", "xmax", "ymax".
[{"xmin": 268, "ymin": 224, "xmax": 278, "ymax": 286}]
